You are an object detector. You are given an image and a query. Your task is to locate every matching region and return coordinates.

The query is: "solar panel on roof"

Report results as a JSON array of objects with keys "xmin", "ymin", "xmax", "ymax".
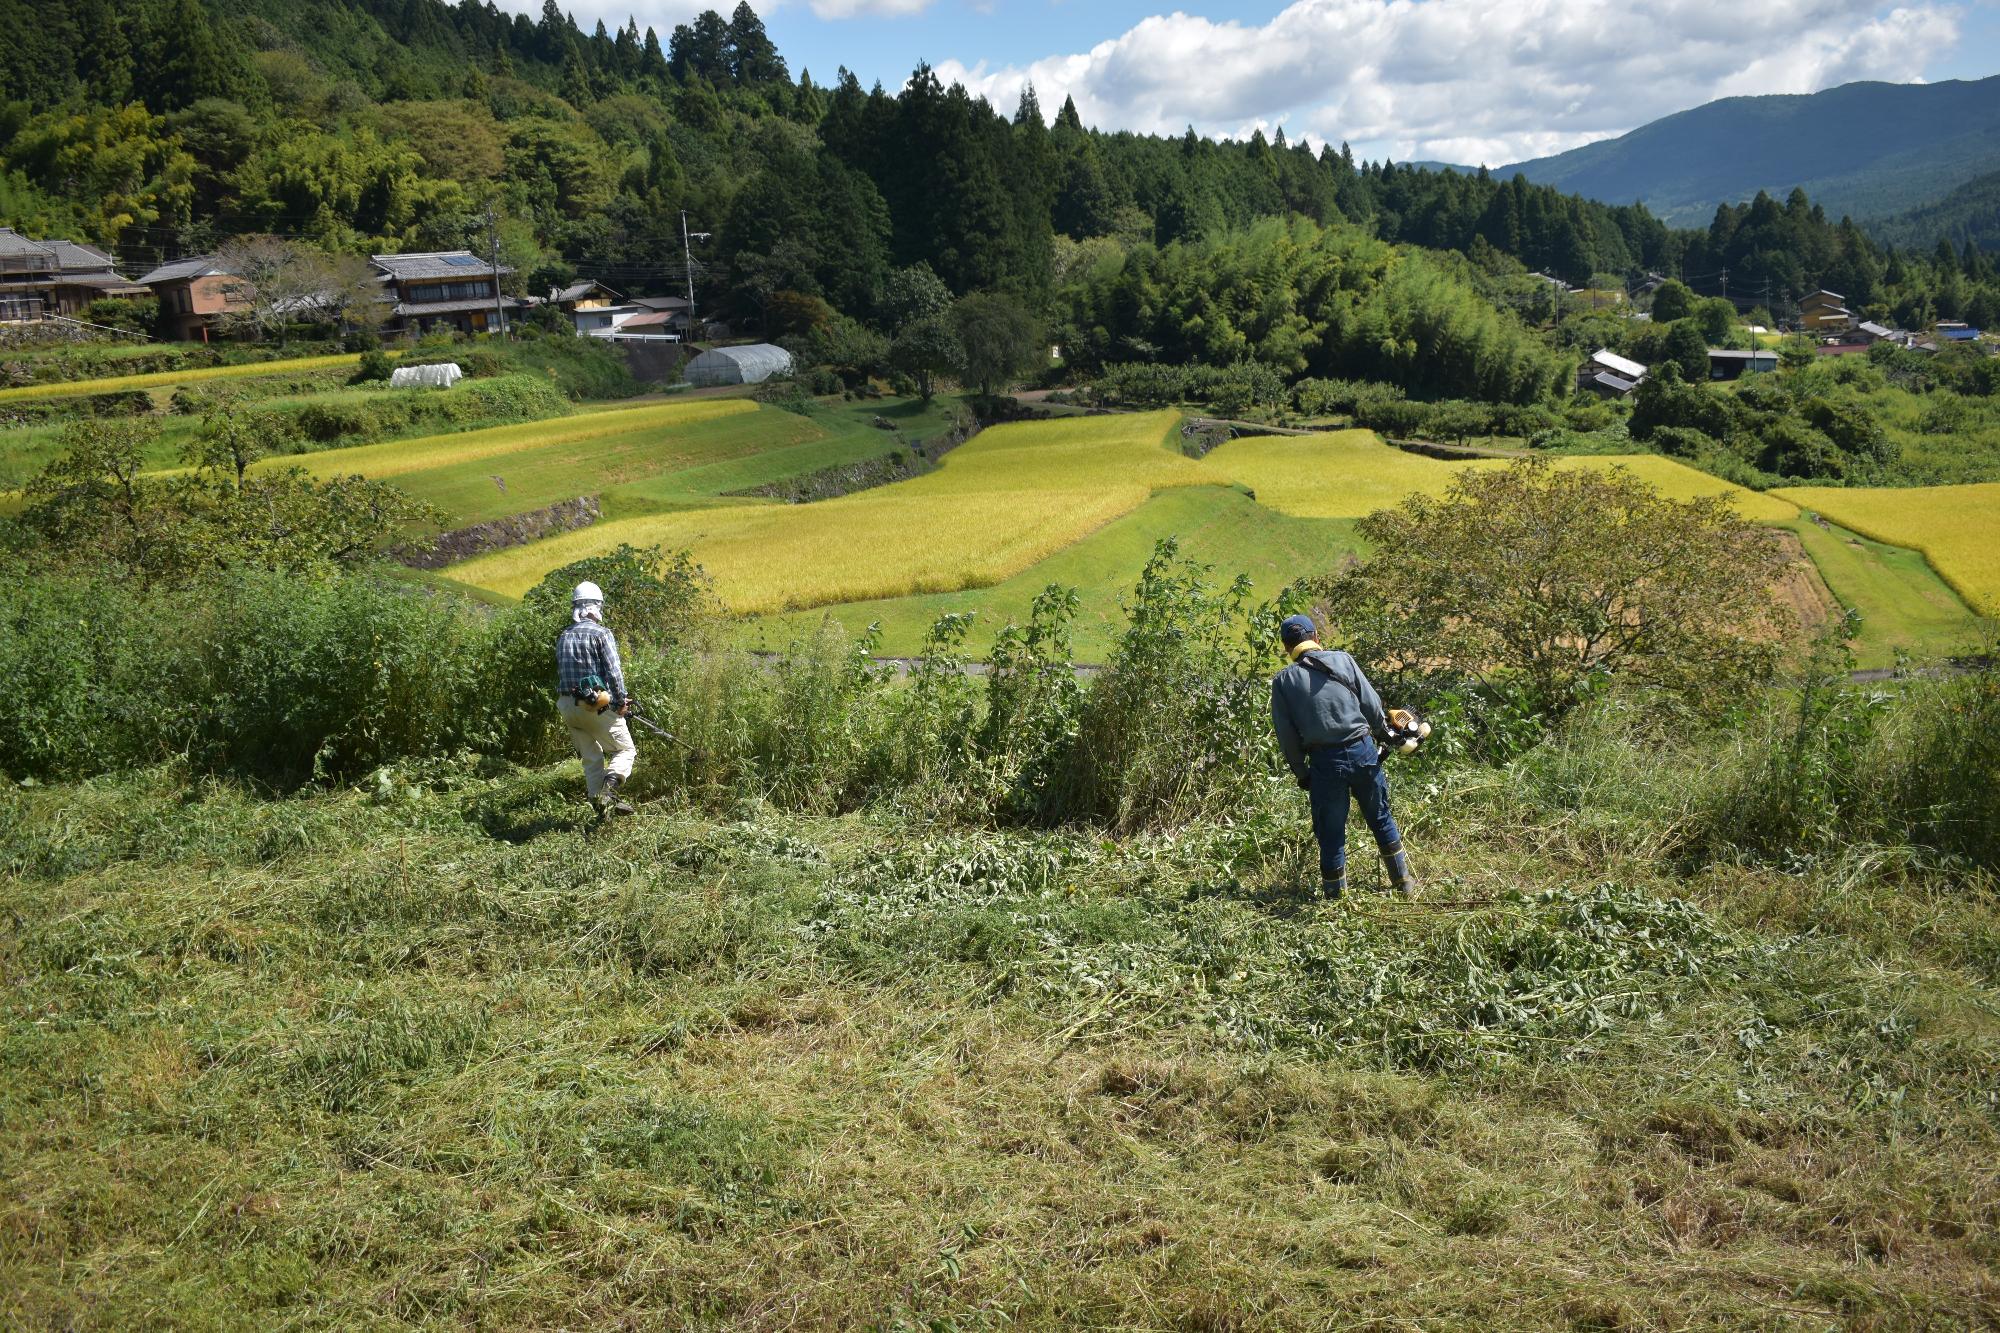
[{"xmin": 444, "ymin": 255, "xmax": 481, "ymax": 267}]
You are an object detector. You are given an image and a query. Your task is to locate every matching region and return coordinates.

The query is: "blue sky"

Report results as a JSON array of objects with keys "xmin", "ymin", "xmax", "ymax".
[{"xmin": 542, "ymin": 0, "xmax": 2000, "ymax": 165}]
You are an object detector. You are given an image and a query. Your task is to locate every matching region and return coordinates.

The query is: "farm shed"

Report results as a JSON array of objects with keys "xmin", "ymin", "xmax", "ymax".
[{"xmin": 684, "ymin": 343, "xmax": 793, "ymax": 386}]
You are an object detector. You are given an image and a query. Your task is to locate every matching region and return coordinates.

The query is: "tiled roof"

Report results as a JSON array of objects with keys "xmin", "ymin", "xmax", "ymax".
[
  {"xmin": 0, "ymin": 228, "xmax": 53, "ymax": 263},
  {"xmin": 1, "ymin": 229, "xmax": 123, "ymax": 277},
  {"xmin": 393, "ymin": 296, "xmax": 526, "ymax": 316},
  {"xmin": 136, "ymin": 255, "xmax": 227, "ymax": 285},
  {"xmin": 373, "ymin": 251, "xmax": 510, "ymax": 281},
  {"xmin": 556, "ymin": 280, "xmax": 623, "ymax": 303}
]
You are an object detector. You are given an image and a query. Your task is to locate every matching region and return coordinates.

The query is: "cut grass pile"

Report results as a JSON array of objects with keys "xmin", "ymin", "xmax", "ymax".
[
  {"xmin": 0, "ymin": 351, "xmax": 368, "ymax": 402},
  {"xmin": 453, "ymin": 410, "xmax": 1191, "ymax": 608},
  {"xmin": 4, "ymin": 754, "xmax": 1997, "ymax": 1326},
  {"xmin": 1776, "ymin": 482, "xmax": 2000, "ymax": 617}
]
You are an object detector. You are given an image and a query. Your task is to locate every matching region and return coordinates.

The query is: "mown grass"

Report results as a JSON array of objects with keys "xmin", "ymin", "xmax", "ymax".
[
  {"xmin": 3, "ymin": 744, "xmax": 1996, "ymax": 1328},
  {"xmin": 1777, "ymin": 481, "xmax": 2000, "ymax": 617},
  {"xmin": 0, "ymin": 351, "xmax": 371, "ymax": 402},
  {"xmin": 751, "ymin": 485, "xmax": 1363, "ymax": 659}
]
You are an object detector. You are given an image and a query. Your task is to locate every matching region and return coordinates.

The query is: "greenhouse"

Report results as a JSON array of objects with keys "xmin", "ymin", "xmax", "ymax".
[{"xmin": 684, "ymin": 343, "xmax": 793, "ymax": 387}]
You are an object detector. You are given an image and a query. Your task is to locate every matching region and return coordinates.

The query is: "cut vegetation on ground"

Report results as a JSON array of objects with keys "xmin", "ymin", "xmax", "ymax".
[{"xmin": 4, "ymin": 756, "xmax": 1997, "ymax": 1328}]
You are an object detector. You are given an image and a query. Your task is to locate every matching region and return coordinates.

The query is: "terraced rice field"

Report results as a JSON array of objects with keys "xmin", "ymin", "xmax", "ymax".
[
  {"xmin": 1776, "ymin": 482, "xmax": 2000, "ymax": 616},
  {"xmin": 452, "ymin": 411, "xmax": 1193, "ymax": 608},
  {"xmin": 274, "ymin": 399, "xmax": 758, "ymax": 485},
  {"xmin": 432, "ymin": 407, "xmax": 1982, "ymax": 664},
  {"xmin": 751, "ymin": 486, "xmax": 1362, "ymax": 658},
  {"xmin": 0, "ymin": 352, "xmax": 370, "ymax": 402},
  {"xmin": 1210, "ymin": 431, "xmax": 1799, "ymax": 524}
]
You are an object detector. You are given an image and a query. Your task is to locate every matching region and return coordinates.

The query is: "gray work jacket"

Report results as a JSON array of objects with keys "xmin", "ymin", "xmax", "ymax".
[{"xmin": 1270, "ymin": 648, "xmax": 1391, "ymax": 783}]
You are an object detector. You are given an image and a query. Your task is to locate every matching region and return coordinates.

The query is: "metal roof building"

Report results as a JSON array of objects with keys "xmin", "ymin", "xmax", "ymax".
[{"xmin": 684, "ymin": 343, "xmax": 793, "ymax": 386}]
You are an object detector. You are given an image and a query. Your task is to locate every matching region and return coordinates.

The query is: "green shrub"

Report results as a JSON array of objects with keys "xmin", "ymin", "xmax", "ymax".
[
  {"xmin": 0, "ymin": 571, "xmax": 492, "ymax": 787},
  {"xmin": 349, "ymin": 349, "xmax": 393, "ymax": 384}
]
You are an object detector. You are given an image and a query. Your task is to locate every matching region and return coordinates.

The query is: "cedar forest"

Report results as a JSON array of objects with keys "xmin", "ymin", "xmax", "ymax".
[{"xmin": 5, "ymin": 0, "xmax": 2000, "ymax": 354}]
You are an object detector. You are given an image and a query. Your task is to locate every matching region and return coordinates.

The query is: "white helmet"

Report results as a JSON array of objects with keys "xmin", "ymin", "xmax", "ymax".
[{"xmin": 572, "ymin": 580, "xmax": 604, "ymax": 605}]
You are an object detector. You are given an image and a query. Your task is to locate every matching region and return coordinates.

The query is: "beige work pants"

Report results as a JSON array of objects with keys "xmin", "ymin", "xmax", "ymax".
[{"xmin": 557, "ymin": 696, "xmax": 636, "ymax": 796}]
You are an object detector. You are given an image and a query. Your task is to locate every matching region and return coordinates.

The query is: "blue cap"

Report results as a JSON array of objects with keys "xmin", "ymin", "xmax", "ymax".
[{"xmin": 1279, "ymin": 614, "xmax": 1317, "ymax": 647}]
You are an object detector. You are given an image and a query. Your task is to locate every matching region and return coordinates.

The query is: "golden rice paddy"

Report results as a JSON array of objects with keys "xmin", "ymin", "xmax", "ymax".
[
  {"xmin": 452, "ymin": 410, "xmax": 1188, "ymax": 609},
  {"xmin": 1775, "ymin": 482, "xmax": 2000, "ymax": 616},
  {"xmin": 275, "ymin": 399, "xmax": 757, "ymax": 481},
  {"xmin": 452, "ymin": 411, "xmax": 1817, "ymax": 613},
  {"xmin": 0, "ymin": 352, "xmax": 368, "ymax": 402},
  {"xmin": 1202, "ymin": 431, "xmax": 1798, "ymax": 523}
]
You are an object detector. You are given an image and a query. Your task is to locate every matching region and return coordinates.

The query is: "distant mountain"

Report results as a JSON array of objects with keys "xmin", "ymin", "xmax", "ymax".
[
  {"xmin": 1873, "ymin": 167, "xmax": 2000, "ymax": 253},
  {"xmin": 1489, "ymin": 77, "xmax": 2000, "ymax": 230}
]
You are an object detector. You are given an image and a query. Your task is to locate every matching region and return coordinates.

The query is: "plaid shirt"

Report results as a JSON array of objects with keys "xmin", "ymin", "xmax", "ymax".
[{"xmin": 555, "ymin": 620, "xmax": 628, "ymax": 704}]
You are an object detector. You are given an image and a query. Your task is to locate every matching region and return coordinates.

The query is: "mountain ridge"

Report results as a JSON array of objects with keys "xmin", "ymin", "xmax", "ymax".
[{"xmin": 1484, "ymin": 76, "xmax": 2000, "ymax": 228}]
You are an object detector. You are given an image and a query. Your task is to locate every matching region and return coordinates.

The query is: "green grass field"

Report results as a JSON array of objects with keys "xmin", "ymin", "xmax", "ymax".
[{"xmin": 1785, "ymin": 517, "xmax": 1990, "ymax": 666}]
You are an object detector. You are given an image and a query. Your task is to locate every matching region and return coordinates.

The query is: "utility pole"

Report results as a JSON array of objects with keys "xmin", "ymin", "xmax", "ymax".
[
  {"xmin": 679, "ymin": 210, "xmax": 709, "ymax": 343},
  {"xmin": 1718, "ymin": 266, "xmax": 1729, "ymax": 306},
  {"xmin": 484, "ymin": 202, "xmax": 510, "ymax": 338}
]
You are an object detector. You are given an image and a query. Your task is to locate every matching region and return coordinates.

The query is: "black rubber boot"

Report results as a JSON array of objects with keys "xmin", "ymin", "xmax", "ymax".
[
  {"xmin": 598, "ymin": 773, "xmax": 635, "ymax": 817},
  {"xmin": 1382, "ymin": 842, "xmax": 1416, "ymax": 899},
  {"xmin": 1321, "ymin": 870, "xmax": 1346, "ymax": 901}
]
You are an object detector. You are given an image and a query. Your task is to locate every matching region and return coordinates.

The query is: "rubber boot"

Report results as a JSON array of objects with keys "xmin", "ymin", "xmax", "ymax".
[
  {"xmin": 1382, "ymin": 842, "xmax": 1416, "ymax": 899},
  {"xmin": 598, "ymin": 773, "xmax": 635, "ymax": 817},
  {"xmin": 1321, "ymin": 869, "xmax": 1346, "ymax": 901}
]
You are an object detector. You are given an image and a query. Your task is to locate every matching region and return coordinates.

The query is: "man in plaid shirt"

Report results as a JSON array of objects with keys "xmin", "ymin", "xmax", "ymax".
[{"xmin": 555, "ymin": 580, "xmax": 637, "ymax": 815}]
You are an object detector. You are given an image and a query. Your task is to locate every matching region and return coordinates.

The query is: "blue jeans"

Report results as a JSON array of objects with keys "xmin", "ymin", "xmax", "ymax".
[{"xmin": 1308, "ymin": 737, "xmax": 1402, "ymax": 885}]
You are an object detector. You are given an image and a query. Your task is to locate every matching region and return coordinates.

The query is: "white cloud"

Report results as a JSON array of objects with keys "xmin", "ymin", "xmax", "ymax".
[
  {"xmin": 934, "ymin": 0, "xmax": 1960, "ymax": 165},
  {"xmin": 807, "ymin": 0, "xmax": 933, "ymax": 14}
]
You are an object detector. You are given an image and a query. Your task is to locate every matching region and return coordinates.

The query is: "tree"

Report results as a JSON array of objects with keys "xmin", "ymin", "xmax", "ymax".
[
  {"xmin": 1650, "ymin": 277, "xmax": 1694, "ymax": 322},
  {"xmin": 879, "ymin": 260, "xmax": 952, "ymax": 330},
  {"xmin": 213, "ymin": 238, "xmax": 368, "ymax": 344},
  {"xmin": 1663, "ymin": 319, "xmax": 1711, "ymax": 382},
  {"xmin": 726, "ymin": 2, "xmax": 787, "ymax": 84},
  {"xmin": 20, "ymin": 417, "xmax": 439, "ymax": 582},
  {"xmin": 951, "ymin": 291, "xmax": 1042, "ymax": 397},
  {"xmin": 1309, "ymin": 459, "xmax": 1795, "ymax": 713},
  {"xmin": 890, "ymin": 315, "xmax": 964, "ymax": 402}
]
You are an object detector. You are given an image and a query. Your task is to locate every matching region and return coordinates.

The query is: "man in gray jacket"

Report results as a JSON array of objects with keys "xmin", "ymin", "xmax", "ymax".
[{"xmin": 1270, "ymin": 614, "xmax": 1415, "ymax": 899}]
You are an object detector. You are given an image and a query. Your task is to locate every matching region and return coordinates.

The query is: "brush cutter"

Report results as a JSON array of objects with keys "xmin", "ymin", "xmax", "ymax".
[
  {"xmin": 1380, "ymin": 707, "xmax": 1432, "ymax": 760},
  {"xmin": 625, "ymin": 709, "xmax": 691, "ymax": 750}
]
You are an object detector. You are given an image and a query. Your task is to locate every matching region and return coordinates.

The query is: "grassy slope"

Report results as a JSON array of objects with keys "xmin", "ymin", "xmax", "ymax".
[
  {"xmin": 3, "ymin": 763, "xmax": 1996, "ymax": 1327},
  {"xmin": 750, "ymin": 486, "xmax": 1363, "ymax": 660}
]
